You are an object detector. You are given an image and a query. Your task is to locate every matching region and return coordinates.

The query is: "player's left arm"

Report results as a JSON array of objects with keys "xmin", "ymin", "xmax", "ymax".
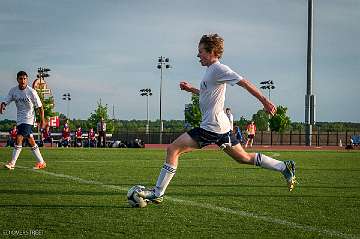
[
  {"xmin": 237, "ymin": 79, "xmax": 277, "ymax": 116},
  {"xmin": 32, "ymin": 90, "xmax": 45, "ymax": 128},
  {"xmin": 37, "ymin": 106, "xmax": 45, "ymax": 129}
]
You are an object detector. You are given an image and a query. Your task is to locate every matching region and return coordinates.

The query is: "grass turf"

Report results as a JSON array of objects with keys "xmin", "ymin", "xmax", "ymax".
[{"xmin": 0, "ymin": 148, "xmax": 359, "ymax": 239}]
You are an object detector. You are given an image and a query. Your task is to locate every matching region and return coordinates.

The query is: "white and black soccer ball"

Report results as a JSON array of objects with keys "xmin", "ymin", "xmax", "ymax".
[{"xmin": 127, "ymin": 185, "xmax": 147, "ymax": 208}]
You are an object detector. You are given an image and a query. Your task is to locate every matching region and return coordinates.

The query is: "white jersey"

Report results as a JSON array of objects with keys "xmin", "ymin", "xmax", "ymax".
[
  {"xmin": 226, "ymin": 112, "xmax": 234, "ymax": 130},
  {"xmin": 4, "ymin": 85, "xmax": 42, "ymax": 125},
  {"xmin": 199, "ymin": 61, "xmax": 243, "ymax": 134}
]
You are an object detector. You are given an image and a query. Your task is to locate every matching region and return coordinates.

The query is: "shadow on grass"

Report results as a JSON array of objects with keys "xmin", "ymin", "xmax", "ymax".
[
  {"xmin": 172, "ymin": 184, "xmax": 360, "ymax": 189},
  {"xmin": 0, "ymin": 189, "xmax": 122, "ymax": 196},
  {"xmin": 300, "ymin": 168, "xmax": 360, "ymax": 172},
  {"xmin": 0, "ymin": 204, "xmax": 130, "ymax": 209},
  {"xmin": 169, "ymin": 191, "xmax": 360, "ymax": 199}
]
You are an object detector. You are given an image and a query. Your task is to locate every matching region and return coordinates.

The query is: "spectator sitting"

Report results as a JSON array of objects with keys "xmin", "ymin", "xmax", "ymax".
[
  {"xmin": 87, "ymin": 128, "xmax": 96, "ymax": 147},
  {"xmin": 6, "ymin": 125, "xmax": 17, "ymax": 147},
  {"xmin": 41, "ymin": 125, "xmax": 53, "ymax": 147},
  {"xmin": 75, "ymin": 127, "xmax": 83, "ymax": 147},
  {"xmin": 59, "ymin": 124, "xmax": 71, "ymax": 147},
  {"xmin": 127, "ymin": 138, "xmax": 144, "ymax": 148}
]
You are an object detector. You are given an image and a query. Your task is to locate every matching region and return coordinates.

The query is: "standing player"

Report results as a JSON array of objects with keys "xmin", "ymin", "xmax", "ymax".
[
  {"xmin": 1, "ymin": 71, "xmax": 47, "ymax": 170},
  {"xmin": 139, "ymin": 34, "xmax": 296, "ymax": 203},
  {"xmin": 225, "ymin": 108, "xmax": 234, "ymax": 131},
  {"xmin": 97, "ymin": 118, "xmax": 106, "ymax": 148},
  {"xmin": 245, "ymin": 121, "xmax": 256, "ymax": 148}
]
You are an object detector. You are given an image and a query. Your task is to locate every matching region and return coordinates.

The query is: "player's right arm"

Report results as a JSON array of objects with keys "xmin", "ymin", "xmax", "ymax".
[
  {"xmin": 1, "ymin": 91, "xmax": 14, "ymax": 114},
  {"xmin": 179, "ymin": 81, "xmax": 200, "ymax": 95},
  {"xmin": 1, "ymin": 88, "xmax": 15, "ymax": 114}
]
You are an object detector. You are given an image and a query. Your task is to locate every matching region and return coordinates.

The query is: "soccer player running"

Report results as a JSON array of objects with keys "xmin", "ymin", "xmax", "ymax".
[
  {"xmin": 139, "ymin": 34, "xmax": 296, "ymax": 204},
  {"xmin": 0, "ymin": 71, "xmax": 47, "ymax": 170}
]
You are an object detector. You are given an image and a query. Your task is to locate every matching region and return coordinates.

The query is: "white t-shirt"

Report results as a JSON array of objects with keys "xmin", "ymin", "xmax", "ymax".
[
  {"xmin": 4, "ymin": 85, "xmax": 42, "ymax": 125},
  {"xmin": 226, "ymin": 112, "xmax": 234, "ymax": 130},
  {"xmin": 97, "ymin": 121, "xmax": 107, "ymax": 132},
  {"xmin": 199, "ymin": 61, "xmax": 243, "ymax": 134}
]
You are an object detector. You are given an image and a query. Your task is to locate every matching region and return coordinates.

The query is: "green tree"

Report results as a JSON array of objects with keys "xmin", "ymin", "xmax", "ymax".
[
  {"xmin": 88, "ymin": 100, "xmax": 114, "ymax": 133},
  {"xmin": 184, "ymin": 94, "xmax": 202, "ymax": 128},
  {"xmin": 234, "ymin": 116, "xmax": 248, "ymax": 130},
  {"xmin": 252, "ymin": 109, "xmax": 269, "ymax": 131},
  {"xmin": 35, "ymin": 91, "xmax": 55, "ymax": 124},
  {"xmin": 269, "ymin": 105, "xmax": 291, "ymax": 132},
  {"xmin": 0, "ymin": 119, "xmax": 16, "ymax": 131},
  {"xmin": 291, "ymin": 122, "xmax": 304, "ymax": 132}
]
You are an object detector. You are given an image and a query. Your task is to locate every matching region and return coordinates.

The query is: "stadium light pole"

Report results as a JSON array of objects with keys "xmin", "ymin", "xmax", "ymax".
[
  {"xmin": 36, "ymin": 67, "xmax": 51, "ymax": 140},
  {"xmin": 37, "ymin": 67, "xmax": 51, "ymax": 95},
  {"xmin": 62, "ymin": 93, "xmax": 71, "ymax": 120},
  {"xmin": 305, "ymin": 0, "xmax": 316, "ymax": 146},
  {"xmin": 260, "ymin": 80, "xmax": 275, "ymax": 100},
  {"xmin": 157, "ymin": 56, "xmax": 171, "ymax": 144},
  {"xmin": 260, "ymin": 81, "xmax": 275, "ymax": 131},
  {"xmin": 140, "ymin": 88, "xmax": 152, "ymax": 134}
]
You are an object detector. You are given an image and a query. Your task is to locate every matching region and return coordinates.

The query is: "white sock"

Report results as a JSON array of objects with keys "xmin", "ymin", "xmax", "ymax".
[
  {"xmin": 154, "ymin": 163, "xmax": 177, "ymax": 197},
  {"xmin": 31, "ymin": 145, "xmax": 45, "ymax": 163},
  {"xmin": 10, "ymin": 145, "xmax": 22, "ymax": 165},
  {"xmin": 254, "ymin": 153, "xmax": 286, "ymax": 172}
]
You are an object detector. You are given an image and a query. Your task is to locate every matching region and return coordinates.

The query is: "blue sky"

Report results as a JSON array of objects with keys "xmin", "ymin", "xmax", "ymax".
[{"xmin": 1, "ymin": 0, "xmax": 359, "ymax": 122}]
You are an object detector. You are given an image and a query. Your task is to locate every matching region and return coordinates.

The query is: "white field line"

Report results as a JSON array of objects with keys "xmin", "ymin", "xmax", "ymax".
[{"xmin": 10, "ymin": 165, "xmax": 360, "ymax": 239}]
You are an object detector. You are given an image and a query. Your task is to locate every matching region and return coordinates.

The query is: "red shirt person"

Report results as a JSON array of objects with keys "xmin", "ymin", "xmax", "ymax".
[
  {"xmin": 41, "ymin": 125, "xmax": 53, "ymax": 146},
  {"xmin": 7, "ymin": 125, "xmax": 17, "ymax": 147},
  {"xmin": 61, "ymin": 124, "xmax": 71, "ymax": 147},
  {"xmin": 9, "ymin": 126, "xmax": 17, "ymax": 140},
  {"xmin": 88, "ymin": 128, "xmax": 96, "ymax": 147},
  {"xmin": 245, "ymin": 121, "xmax": 256, "ymax": 148},
  {"xmin": 75, "ymin": 127, "xmax": 83, "ymax": 147},
  {"xmin": 88, "ymin": 128, "xmax": 96, "ymax": 141},
  {"xmin": 75, "ymin": 127, "xmax": 82, "ymax": 139}
]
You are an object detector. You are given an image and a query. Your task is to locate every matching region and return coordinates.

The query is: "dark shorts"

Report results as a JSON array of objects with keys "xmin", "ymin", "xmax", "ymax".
[
  {"xmin": 248, "ymin": 134, "xmax": 255, "ymax": 139},
  {"xmin": 187, "ymin": 127, "xmax": 239, "ymax": 148},
  {"xmin": 17, "ymin": 124, "xmax": 34, "ymax": 138}
]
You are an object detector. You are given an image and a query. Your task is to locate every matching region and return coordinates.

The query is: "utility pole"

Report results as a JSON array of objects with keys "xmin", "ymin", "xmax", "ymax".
[
  {"xmin": 305, "ymin": 0, "xmax": 316, "ymax": 146},
  {"xmin": 157, "ymin": 56, "xmax": 171, "ymax": 144},
  {"xmin": 140, "ymin": 88, "xmax": 152, "ymax": 134}
]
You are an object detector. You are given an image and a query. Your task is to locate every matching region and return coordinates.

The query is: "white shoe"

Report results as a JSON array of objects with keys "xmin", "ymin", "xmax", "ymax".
[
  {"xmin": 4, "ymin": 162, "xmax": 15, "ymax": 170},
  {"xmin": 137, "ymin": 188, "xmax": 164, "ymax": 204}
]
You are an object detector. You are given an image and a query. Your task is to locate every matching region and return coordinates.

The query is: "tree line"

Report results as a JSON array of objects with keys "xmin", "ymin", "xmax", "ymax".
[
  {"xmin": 1, "ymin": 118, "xmax": 359, "ymax": 134},
  {"xmin": 1, "ymin": 97, "xmax": 359, "ymax": 133}
]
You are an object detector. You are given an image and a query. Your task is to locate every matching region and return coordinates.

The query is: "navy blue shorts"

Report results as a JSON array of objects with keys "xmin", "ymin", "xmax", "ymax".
[
  {"xmin": 17, "ymin": 124, "xmax": 34, "ymax": 138},
  {"xmin": 187, "ymin": 127, "xmax": 239, "ymax": 148}
]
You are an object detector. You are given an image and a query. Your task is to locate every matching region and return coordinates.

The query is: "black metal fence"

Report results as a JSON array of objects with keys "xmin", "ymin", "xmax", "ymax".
[
  {"xmin": 1, "ymin": 130, "xmax": 359, "ymax": 146},
  {"xmin": 112, "ymin": 130, "xmax": 360, "ymax": 146}
]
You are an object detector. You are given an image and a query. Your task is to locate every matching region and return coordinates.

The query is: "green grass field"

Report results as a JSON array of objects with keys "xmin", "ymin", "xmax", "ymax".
[{"xmin": 0, "ymin": 148, "xmax": 359, "ymax": 239}]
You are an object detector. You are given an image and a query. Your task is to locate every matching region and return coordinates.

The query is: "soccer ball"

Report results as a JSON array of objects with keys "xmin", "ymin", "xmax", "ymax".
[{"xmin": 127, "ymin": 185, "xmax": 147, "ymax": 208}]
